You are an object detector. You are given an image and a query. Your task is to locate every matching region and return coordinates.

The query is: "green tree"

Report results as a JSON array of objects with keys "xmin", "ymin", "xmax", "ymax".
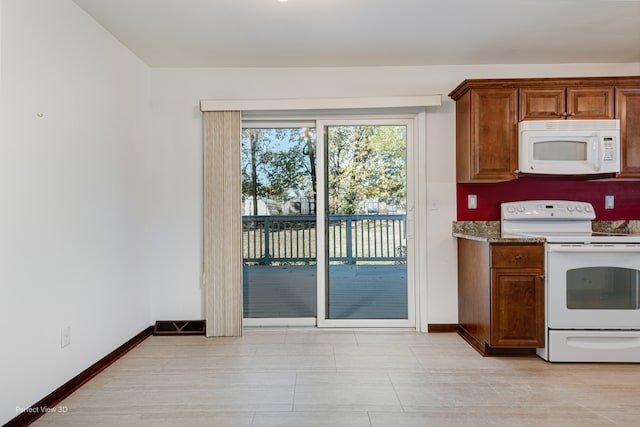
[
  {"xmin": 241, "ymin": 129, "xmax": 268, "ymax": 215},
  {"xmin": 243, "ymin": 125, "xmax": 404, "ymax": 216},
  {"xmin": 327, "ymin": 125, "xmax": 406, "ymax": 214},
  {"xmin": 242, "ymin": 128, "xmax": 317, "ymax": 214}
]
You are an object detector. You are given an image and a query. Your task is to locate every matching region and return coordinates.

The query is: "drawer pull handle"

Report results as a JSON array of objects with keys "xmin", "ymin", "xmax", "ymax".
[{"xmin": 515, "ymin": 255, "xmax": 523, "ymax": 260}]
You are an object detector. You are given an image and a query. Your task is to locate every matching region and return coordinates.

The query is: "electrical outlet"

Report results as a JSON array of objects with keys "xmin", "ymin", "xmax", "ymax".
[
  {"xmin": 61, "ymin": 326, "xmax": 71, "ymax": 348},
  {"xmin": 468, "ymin": 194, "xmax": 477, "ymax": 209},
  {"xmin": 605, "ymin": 195, "xmax": 615, "ymax": 210}
]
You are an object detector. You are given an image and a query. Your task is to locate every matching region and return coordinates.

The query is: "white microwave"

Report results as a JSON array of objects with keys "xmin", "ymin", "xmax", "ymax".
[{"xmin": 518, "ymin": 119, "xmax": 620, "ymax": 175}]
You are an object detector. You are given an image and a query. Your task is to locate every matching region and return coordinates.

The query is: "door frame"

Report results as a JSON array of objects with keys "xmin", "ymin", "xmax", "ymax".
[{"xmin": 239, "ymin": 110, "xmax": 427, "ymax": 331}]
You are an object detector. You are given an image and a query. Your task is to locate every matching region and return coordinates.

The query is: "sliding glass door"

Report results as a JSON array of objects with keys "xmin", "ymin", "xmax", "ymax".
[
  {"xmin": 241, "ymin": 118, "xmax": 415, "ymax": 327},
  {"xmin": 241, "ymin": 125, "xmax": 317, "ymax": 324},
  {"xmin": 317, "ymin": 119, "xmax": 414, "ymax": 327}
]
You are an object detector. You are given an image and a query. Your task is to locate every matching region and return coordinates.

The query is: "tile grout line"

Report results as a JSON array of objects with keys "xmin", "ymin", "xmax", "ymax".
[
  {"xmin": 387, "ymin": 372, "xmax": 406, "ymax": 412},
  {"xmin": 291, "ymin": 372, "xmax": 298, "ymax": 412},
  {"xmin": 408, "ymin": 343, "xmax": 431, "ymax": 373}
]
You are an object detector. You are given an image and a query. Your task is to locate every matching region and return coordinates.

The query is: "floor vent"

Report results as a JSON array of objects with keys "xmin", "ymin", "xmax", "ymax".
[{"xmin": 153, "ymin": 320, "xmax": 206, "ymax": 336}]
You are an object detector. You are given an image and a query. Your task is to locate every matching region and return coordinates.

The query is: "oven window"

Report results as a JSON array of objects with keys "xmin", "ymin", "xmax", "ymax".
[{"xmin": 567, "ymin": 267, "xmax": 640, "ymax": 309}]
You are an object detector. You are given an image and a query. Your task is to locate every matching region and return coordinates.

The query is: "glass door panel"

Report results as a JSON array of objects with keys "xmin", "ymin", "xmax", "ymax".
[
  {"xmin": 325, "ymin": 124, "xmax": 408, "ymax": 320},
  {"xmin": 241, "ymin": 126, "xmax": 317, "ymax": 319}
]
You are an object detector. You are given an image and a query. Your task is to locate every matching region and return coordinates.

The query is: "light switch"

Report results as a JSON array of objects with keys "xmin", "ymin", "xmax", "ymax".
[
  {"xmin": 468, "ymin": 194, "xmax": 477, "ymax": 209},
  {"xmin": 430, "ymin": 198, "xmax": 440, "ymax": 210},
  {"xmin": 605, "ymin": 195, "xmax": 614, "ymax": 209}
]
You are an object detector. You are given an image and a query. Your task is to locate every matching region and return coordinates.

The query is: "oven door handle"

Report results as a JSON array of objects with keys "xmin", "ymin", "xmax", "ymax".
[{"xmin": 547, "ymin": 244, "xmax": 640, "ymax": 253}]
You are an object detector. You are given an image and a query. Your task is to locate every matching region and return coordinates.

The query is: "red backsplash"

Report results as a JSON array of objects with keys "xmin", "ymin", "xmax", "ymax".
[{"xmin": 457, "ymin": 176, "xmax": 640, "ymax": 221}]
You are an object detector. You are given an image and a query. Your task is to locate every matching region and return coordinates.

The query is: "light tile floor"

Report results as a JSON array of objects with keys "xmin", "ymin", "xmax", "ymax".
[{"xmin": 34, "ymin": 328, "xmax": 640, "ymax": 426}]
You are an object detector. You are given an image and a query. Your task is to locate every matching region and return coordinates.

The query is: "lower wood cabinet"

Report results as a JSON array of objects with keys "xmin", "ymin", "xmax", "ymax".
[
  {"xmin": 458, "ymin": 239, "xmax": 544, "ymax": 355},
  {"xmin": 491, "ymin": 266, "xmax": 545, "ymax": 348}
]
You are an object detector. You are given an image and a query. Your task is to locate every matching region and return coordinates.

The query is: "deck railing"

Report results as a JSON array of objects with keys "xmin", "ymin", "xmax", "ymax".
[{"xmin": 242, "ymin": 214, "xmax": 406, "ymax": 265}]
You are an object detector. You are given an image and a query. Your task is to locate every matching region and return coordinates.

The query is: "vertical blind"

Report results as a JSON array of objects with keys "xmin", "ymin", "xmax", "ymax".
[{"xmin": 203, "ymin": 111, "xmax": 243, "ymax": 336}]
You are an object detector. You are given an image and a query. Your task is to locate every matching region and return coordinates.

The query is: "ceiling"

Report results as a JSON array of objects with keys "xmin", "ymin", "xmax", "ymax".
[{"xmin": 72, "ymin": 0, "xmax": 640, "ymax": 68}]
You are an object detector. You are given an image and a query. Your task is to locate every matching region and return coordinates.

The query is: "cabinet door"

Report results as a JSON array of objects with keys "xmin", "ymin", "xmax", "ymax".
[
  {"xmin": 491, "ymin": 268, "xmax": 545, "ymax": 348},
  {"xmin": 567, "ymin": 86, "xmax": 614, "ymax": 119},
  {"xmin": 520, "ymin": 86, "xmax": 613, "ymax": 120},
  {"xmin": 519, "ymin": 87, "xmax": 565, "ymax": 121},
  {"xmin": 616, "ymin": 87, "xmax": 640, "ymax": 178},
  {"xmin": 468, "ymin": 88, "xmax": 518, "ymax": 181}
]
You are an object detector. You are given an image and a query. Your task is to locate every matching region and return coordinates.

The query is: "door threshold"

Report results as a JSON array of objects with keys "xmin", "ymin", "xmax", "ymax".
[{"xmin": 243, "ymin": 318, "xmax": 317, "ymax": 327}]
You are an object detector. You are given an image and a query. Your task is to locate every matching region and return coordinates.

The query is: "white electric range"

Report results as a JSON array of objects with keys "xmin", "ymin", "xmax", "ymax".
[{"xmin": 501, "ymin": 200, "xmax": 640, "ymax": 363}]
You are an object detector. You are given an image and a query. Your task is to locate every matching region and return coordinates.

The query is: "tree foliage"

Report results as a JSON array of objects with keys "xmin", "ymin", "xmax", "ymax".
[
  {"xmin": 241, "ymin": 125, "xmax": 406, "ymax": 215},
  {"xmin": 328, "ymin": 125, "xmax": 406, "ymax": 214},
  {"xmin": 242, "ymin": 128, "xmax": 316, "ymax": 214}
]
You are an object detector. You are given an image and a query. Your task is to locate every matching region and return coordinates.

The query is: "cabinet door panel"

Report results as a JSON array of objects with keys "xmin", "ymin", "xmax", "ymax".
[
  {"xmin": 519, "ymin": 88, "xmax": 565, "ymax": 120},
  {"xmin": 470, "ymin": 88, "xmax": 518, "ymax": 180},
  {"xmin": 616, "ymin": 87, "xmax": 640, "ymax": 178},
  {"xmin": 567, "ymin": 87, "xmax": 614, "ymax": 119},
  {"xmin": 491, "ymin": 269, "xmax": 545, "ymax": 348}
]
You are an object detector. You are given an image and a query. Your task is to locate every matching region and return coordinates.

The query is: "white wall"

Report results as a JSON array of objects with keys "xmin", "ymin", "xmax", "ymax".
[
  {"xmin": 149, "ymin": 63, "xmax": 640, "ymax": 324},
  {"xmin": 0, "ymin": 0, "xmax": 153, "ymax": 423}
]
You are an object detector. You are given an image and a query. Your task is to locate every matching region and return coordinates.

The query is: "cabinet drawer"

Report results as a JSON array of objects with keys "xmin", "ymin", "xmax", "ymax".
[{"xmin": 491, "ymin": 245, "xmax": 543, "ymax": 268}]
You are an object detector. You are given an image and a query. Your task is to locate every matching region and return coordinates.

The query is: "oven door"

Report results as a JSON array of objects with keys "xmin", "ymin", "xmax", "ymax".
[{"xmin": 546, "ymin": 244, "xmax": 640, "ymax": 329}]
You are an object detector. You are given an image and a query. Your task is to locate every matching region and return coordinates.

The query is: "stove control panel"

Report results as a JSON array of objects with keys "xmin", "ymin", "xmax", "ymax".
[{"xmin": 501, "ymin": 200, "xmax": 595, "ymax": 221}]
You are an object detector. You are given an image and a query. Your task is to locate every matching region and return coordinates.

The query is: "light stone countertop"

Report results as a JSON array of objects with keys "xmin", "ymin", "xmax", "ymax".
[
  {"xmin": 452, "ymin": 221, "xmax": 545, "ymax": 243},
  {"xmin": 452, "ymin": 220, "xmax": 640, "ymax": 243},
  {"xmin": 592, "ymin": 220, "xmax": 640, "ymax": 234}
]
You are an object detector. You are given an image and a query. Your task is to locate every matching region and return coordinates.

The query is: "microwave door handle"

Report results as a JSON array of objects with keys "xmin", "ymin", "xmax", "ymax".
[{"xmin": 592, "ymin": 133, "xmax": 602, "ymax": 172}]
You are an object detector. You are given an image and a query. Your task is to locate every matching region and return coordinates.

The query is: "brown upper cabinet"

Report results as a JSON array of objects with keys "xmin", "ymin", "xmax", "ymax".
[
  {"xmin": 454, "ymin": 86, "xmax": 518, "ymax": 182},
  {"xmin": 449, "ymin": 77, "xmax": 640, "ymax": 182},
  {"xmin": 616, "ymin": 87, "xmax": 640, "ymax": 178},
  {"xmin": 519, "ymin": 86, "xmax": 614, "ymax": 121}
]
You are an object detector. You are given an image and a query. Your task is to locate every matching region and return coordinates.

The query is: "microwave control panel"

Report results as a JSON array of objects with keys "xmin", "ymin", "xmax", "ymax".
[{"xmin": 602, "ymin": 137, "xmax": 616, "ymax": 162}]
